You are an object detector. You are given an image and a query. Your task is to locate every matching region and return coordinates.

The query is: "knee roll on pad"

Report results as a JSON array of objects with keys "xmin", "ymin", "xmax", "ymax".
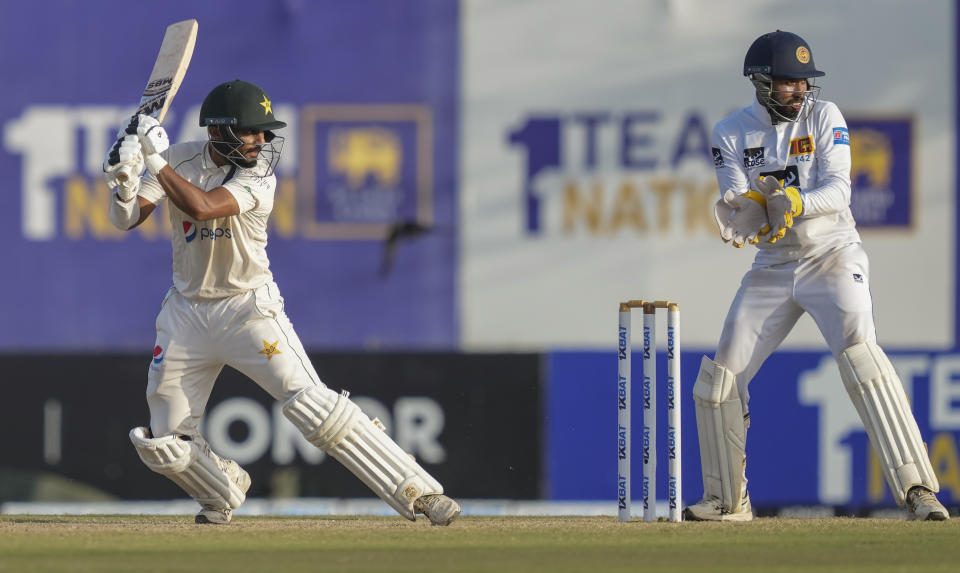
[
  {"xmin": 129, "ymin": 427, "xmax": 246, "ymax": 510},
  {"xmin": 838, "ymin": 341, "xmax": 939, "ymax": 505},
  {"xmin": 692, "ymin": 356, "xmax": 747, "ymax": 512},
  {"xmin": 282, "ymin": 385, "xmax": 443, "ymax": 520}
]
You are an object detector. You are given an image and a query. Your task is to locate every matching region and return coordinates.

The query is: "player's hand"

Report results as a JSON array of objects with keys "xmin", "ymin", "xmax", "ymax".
[
  {"xmin": 137, "ymin": 114, "xmax": 169, "ymax": 155},
  {"xmin": 713, "ymin": 189, "xmax": 771, "ymax": 248},
  {"xmin": 102, "ymin": 116, "xmax": 140, "ymax": 169},
  {"xmin": 756, "ymin": 175, "xmax": 802, "ymax": 243},
  {"xmin": 136, "ymin": 114, "xmax": 169, "ymax": 175},
  {"xmin": 102, "ymin": 134, "xmax": 144, "ymax": 201}
]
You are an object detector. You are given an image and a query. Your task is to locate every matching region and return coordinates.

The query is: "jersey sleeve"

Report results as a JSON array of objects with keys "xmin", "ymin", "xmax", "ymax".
[
  {"xmin": 136, "ymin": 153, "xmax": 168, "ymax": 205},
  {"xmin": 222, "ymin": 171, "xmax": 276, "ymax": 215},
  {"xmin": 712, "ymin": 121, "xmax": 750, "ymax": 196},
  {"xmin": 801, "ymin": 102, "xmax": 852, "ymax": 217}
]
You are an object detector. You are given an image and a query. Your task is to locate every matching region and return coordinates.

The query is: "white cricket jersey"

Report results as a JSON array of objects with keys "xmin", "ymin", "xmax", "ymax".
[
  {"xmin": 712, "ymin": 98, "xmax": 860, "ymax": 265},
  {"xmin": 138, "ymin": 142, "xmax": 275, "ymax": 299}
]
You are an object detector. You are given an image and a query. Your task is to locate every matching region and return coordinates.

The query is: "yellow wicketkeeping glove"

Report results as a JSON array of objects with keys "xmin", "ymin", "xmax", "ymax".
[{"xmin": 756, "ymin": 175, "xmax": 803, "ymax": 243}]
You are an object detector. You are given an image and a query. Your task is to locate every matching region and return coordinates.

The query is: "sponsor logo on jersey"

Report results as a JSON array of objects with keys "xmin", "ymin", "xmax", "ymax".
[
  {"xmin": 199, "ymin": 228, "xmax": 232, "ymax": 240},
  {"xmin": 182, "ymin": 222, "xmax": 197, "ymax": 243},
  {"xmin": 183, "ymin": 221, "xmax": 233, "ymax": 242},
  {"xmin": 712, "ymin": 147, "xmax": 724, "ymax": 167},
  {"xmin": 152, "ymin": 345, "xmax": 165, "ymax": 364},
  {"xmin": 833, "ymin": 127, "xmax": 850, "ymax": 145},
  {"xmin": 789, "ymin": 136, "xmax": 814, "ymax": 157},
  {"xmin": 743, "ymin": 147, "xmax": 765, "ymax": 168},
  {"xmin": 853, "ymin": 273, "xmax": 864, "ymax": 284},
  {"xmin": 759, "ymin": 165, "xmax": 801, "ymax": 190}
]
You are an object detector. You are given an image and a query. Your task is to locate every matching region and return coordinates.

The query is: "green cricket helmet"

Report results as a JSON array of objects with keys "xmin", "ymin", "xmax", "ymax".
[{"xmin": 199, "ymin": 79, "xmax": 286, "ymax": 175}]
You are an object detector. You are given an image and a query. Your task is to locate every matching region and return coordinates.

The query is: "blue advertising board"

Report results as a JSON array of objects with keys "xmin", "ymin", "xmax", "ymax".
[
  {"xmin": 0, "ymin": 0, "xmax": 458, "ymax": 351},
  {"xmin": 547, "ymin": 349, "xmax": 960, "ymax": 510},
  {"xmin": 847, "ymin": 118, "xmax": 913, "ymax": 228}
]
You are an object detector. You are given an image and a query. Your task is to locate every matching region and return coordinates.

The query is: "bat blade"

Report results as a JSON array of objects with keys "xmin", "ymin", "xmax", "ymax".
[
  {"xmin": 134, "ymin": 19, "xmax": 198, "ymax": 123},
  {"xmin": 114, "ymin": 19, "xmax": 198, "ymax": 183}
]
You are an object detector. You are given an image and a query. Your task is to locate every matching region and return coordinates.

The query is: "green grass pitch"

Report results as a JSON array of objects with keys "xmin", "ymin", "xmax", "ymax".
[{"xmin": 1, "ymin": 515, "xmax": 959, "ymax": 572}]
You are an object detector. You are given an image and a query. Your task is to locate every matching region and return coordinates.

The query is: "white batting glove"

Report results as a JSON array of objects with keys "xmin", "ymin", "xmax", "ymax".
[
  {"xmin": 713, "ymin": 189, "xmax": 771, "ymax": 248},
  {"xmin": 102, "ymin": 134, "xmax": 144, "ymax": 201},
  {"xmin": 136, "ymin": 114, "xmax": 170, "ymax": 175},
  {"xmin": 102, "ymin": 115, "xmax": 140, "ymax": 171},
  {"xmin": 756, "ymin": 175, "xmax": 803, "ymax": 243}
]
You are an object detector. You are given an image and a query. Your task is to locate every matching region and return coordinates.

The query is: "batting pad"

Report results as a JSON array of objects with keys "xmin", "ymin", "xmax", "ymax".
[
  {"xmin": 692, "ymin": 356, "xmax": 747, "ymax": 512},
  {"xmin": 129, "ymin": 427, "xmax": 246, "ymax": 510},
  {"xmin": 838, "ymin": 341, "xmax": 939, "ymax": 505},
  {"xmin": 282, "ymin": 385, "xmax": 443, "ymax": 520}
]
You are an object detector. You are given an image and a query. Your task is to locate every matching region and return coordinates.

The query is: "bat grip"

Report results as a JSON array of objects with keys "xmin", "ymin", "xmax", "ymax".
[{"xmin": 115, "ymin": 164, "xmax": 133, "ymax": 184}]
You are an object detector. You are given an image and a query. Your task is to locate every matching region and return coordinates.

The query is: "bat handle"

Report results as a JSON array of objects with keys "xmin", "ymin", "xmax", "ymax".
[{"xmin": 115, "ymin": 164, "xmax": 134, "ymax": 184}]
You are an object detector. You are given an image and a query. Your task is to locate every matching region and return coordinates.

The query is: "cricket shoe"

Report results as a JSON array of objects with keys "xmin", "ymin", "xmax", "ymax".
[
  {"xmin": 196, "ymin": 507, "xmax": 233, "ymax": 525},
  {"xmin": 414, "ymin": 494, "xmax": 461, "ymax": 526},
  {"xmin": 195, "ymin": 460, "xmax": 251, "ymax": 525},
  {"xmin": 683, "ymin": 492, "xmax": 753, "ymax": 522},
  {"xmin": 906, "ymin": 486, "xmax": 949, "ymax": 521}
]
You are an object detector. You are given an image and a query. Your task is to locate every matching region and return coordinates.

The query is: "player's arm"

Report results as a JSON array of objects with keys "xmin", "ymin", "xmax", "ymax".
[
  {"xmin": 103, "ymin": 120, "xmax": 162, "ymax": 231},
  {"xmin": 799, "ymin": 102, "xmax": 852, "ymax": 217},
  {"xmin": 109, "ymin": 194, "xmax": 160, "ymax": 231},
  {"xmin": 711, "ymin": 125, "xmax": 770, "ymax": 247},
  {"xmin": 154, "ymin": 169, "xmax": 239, "ymax": 221},
  {"xmin": 711, "ymin": 126, "xmax": 750, "ymax": 196},
  {"xmin": 137, "ymin": 114, "xmax": 239, "ymax": 221}
]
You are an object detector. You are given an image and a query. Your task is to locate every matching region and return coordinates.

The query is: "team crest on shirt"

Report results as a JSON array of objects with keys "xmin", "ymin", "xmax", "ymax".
[
  {"xmin": 789, "ymin": 136, "xmax": 814, "ymax": 157},
  {"xmin": 711, "ymin": 147, "xmax": 725, "ymax": 168},
  {"xmin": 743, "ymin": 147, "xmax": 765, "ymax": 168},
  {"xmin": 853, "ymin": 273, "xmax": 864, "ymax": 284},
  {"xmin": 259, "ymin": 340, "xmax": 282, "ymax": 361}
]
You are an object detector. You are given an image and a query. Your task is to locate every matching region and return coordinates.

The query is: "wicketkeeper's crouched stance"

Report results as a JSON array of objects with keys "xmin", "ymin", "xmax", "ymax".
[
  {"xmin": 690, "ymin": 31, "xmax": 948, "ymax": 522},
  {"xmin": 104, "ymin": 79, "xmax": 460, "ymax": 525}
]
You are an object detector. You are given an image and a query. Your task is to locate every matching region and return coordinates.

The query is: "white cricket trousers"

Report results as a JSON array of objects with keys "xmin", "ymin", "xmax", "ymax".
[
  {"xmin": 715, "ymin": 242, "xmax": 877, "ymax": 408},
  {"xmin": 146, "ymin": 281, "xmax": 322, "ymax": 437}
]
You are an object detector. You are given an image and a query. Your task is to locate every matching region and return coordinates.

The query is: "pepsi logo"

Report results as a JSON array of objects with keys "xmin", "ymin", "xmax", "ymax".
[
  {"xmin": 153, "ymin": 345, "xmax": 165, "ymax": 364},
  {"xmin": 183, "ymin": 221, "xmax": 197, "ymax": 242}
]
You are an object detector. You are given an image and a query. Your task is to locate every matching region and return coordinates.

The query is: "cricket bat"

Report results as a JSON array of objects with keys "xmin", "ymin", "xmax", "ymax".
[{"xmin": 111, "ymin": 18, "xmax": 198, "ymax": 183}]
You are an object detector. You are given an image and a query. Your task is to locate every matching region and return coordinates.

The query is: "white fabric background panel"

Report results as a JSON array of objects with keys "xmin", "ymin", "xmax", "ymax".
[{"xmin": 459, "ymin": 0, "xmax": 954, "ymax": 350}]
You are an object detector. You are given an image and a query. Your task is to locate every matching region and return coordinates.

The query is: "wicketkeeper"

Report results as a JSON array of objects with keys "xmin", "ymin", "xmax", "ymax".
[
  {"xmin": 693, "ymin": 31, "xmax": 948, "ymax": 521},
  {"xmin": 103, "ymin": 79, "xmax": 460, "ymax": 525}
]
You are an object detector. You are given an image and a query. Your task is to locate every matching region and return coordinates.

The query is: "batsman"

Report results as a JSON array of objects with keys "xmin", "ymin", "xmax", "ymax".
[
  {"xmin": 691, "ymin": 31, "xmax": 948, "ymax": 521},
  {"xmin": 103, "ymin": 79, "xmax": 460, "ymax": 526}
]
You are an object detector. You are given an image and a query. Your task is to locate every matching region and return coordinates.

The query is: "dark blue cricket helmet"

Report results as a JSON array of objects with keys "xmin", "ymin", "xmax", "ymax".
[
  {"xmin": 743, "ymin": 30, "xmax": 824, "ymax": 79},
  {"xmin": 744, "ymin": 31, "xmax": 823, "ymax": 123}
]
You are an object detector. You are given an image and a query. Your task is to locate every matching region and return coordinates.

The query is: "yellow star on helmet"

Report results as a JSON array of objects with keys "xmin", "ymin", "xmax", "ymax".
[
  {"xmin": 258, "ymin": 340, "xmax": 281, "ymax": 360},
  {"xmin": 259, "ymin": 95, "xmax": 273, "ymax": 116}
]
